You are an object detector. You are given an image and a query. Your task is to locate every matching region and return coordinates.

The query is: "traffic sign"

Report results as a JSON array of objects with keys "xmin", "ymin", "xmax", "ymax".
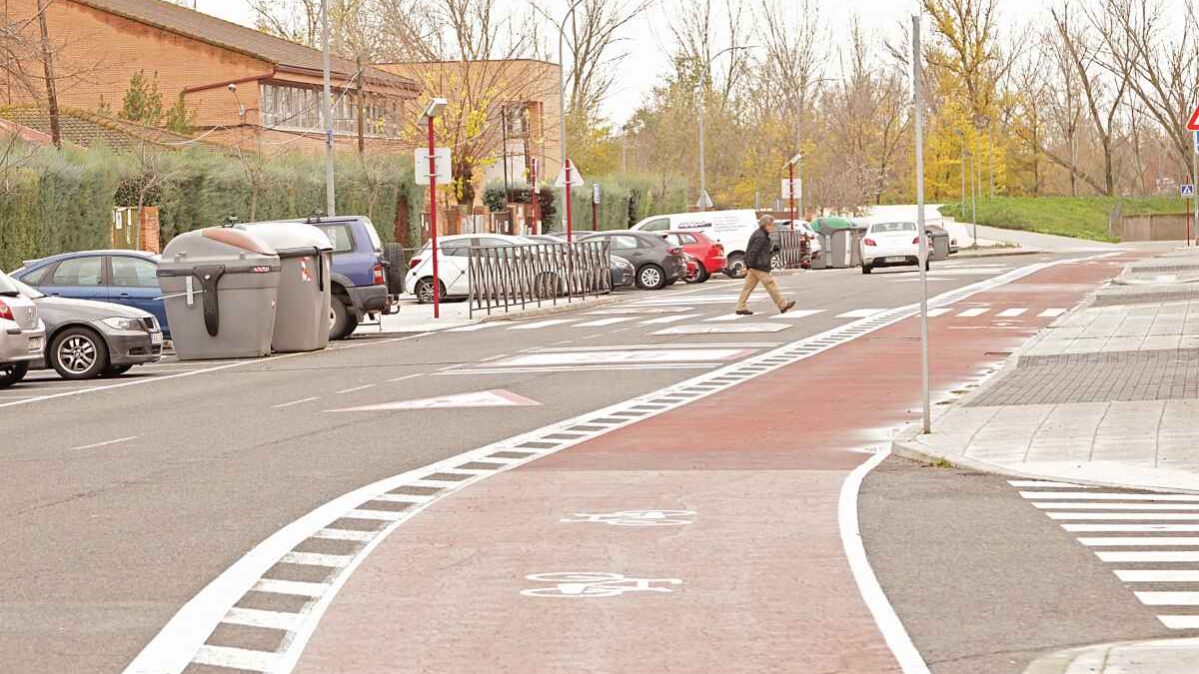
[
  {"xmin": 1188, "ymin": 106, "xmax": 1199, "ymax": 132},
  {"xmin": 554, "ymin": 162, "xmax": 585, "ymax": 187},
  {"xmin": 781, "ymin": 178, "xmax": 802, "ymax": 201},
  {"xmin": 592, "ymin": 183, "xmax": 601, "ymax": 204},
  {"xmin": 1193, "ymin": 130, "xmax": 1199, "ymax": 155},
  {"xmin": 1181, "ymin": 184, "xmax": 1195, "ymax": 198},
  {"xmin": 696, "ymin": 190, "xmax": 714, "ymax": 209},
  {"xmin": 414, "ymin": 147, "xmax": 452, "ymax": 185}
]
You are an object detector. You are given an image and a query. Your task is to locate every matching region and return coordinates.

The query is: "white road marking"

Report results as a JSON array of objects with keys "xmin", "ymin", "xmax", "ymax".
[
  {"xmin": 576, "ymin": 317, "xmax": 635, "ymax": 327},
  {"xmin": 837, "ymin": 309, "xmax": 887, "ymax": 318},
  {"xmin": 997, "ymin": 308, "xmax": 1028, "ymax": 318},
  {"xmin": 223, "ymin": 607, "xmax": 302, "ymax": 631},
  {"xmin": 1035, "ymin": 503, "xmax": 1199, "ymax": 510},
  {"xmin": 639, "ymin": 313, "xmax": 703, "ymax": 325},
  {"xmin": 1080, "ymin": 537, "xmax": 1199, "ymax": 546},
  {"xmin": 70, "ymin": 435, "xmax": 139, "ymax": 451},
  {"xmin": 1050, "ymin": 512, "xmax": 1199, "ymax": 520},
  {"xmin": 279, "ymin": 552, "xmax": 353, "ymax": 568},
  {"xmin": 272, "ymin": 397, "xmax": 320, "ymax": 409},
  {"xmin": 1009, "ymin": 480, "xmax": 1091, "ymax": 488},
  {"xmin": 1116, "ymin": 570, "xmax": 1199, "ymax": 582},
  {"xmin": 840, "ymin": 449, "xmax": 932, "ymax": 674},
  {"xmin": 1135, "ymin": 592, "xmax": 1199, "ymax": 606},
  {"xmin": 956, "ymin": 307, "xmax": 989, "ymax": 317},
  {"xmin": 313, "ymin": 528, "xmax": 377, "ymax": 542},
  {"xmin": 586, "ymin": 307, "xmax": 692, "ymax": 315},
  {"xmin": 1157, "ymin": 615, "xmax": 1199, "ymax": 629},
  {"xmin": 1039, "ymin": 308, "xmax": 1068, "ymax": 317},
  {"xmin": 1065, "ymin": 524, "xmax": 1199, "ymax": 533},
  {"xmin": 371, "ymin": 493, "xmax": 435, "ymax": 504},
  {"xmin": 331, "ymin": 389, "xmax": 539, "ymax": 413},
  {"xmin": 447, "ymin": 323, "xmax": 500, "ymax": 332},
  {"xmin": 439, "ymin": 364, "xmax": 719, "ymax": 375},
  {"xmin": 770, "ymin": 309, "xmax": 826, "ymax": 320},
  {"xmin": 706, "ymin": 314, "xmax": 748, "ymax": 322},
  {"xmin": 508, "ymin": 319, "xmax": 576, "ymax": 330},
  {"xmin": 388, "ymin": 373, "xmax": 423, "ymax": 383},
  {"xmin": 653, "ymin": 323, "xmax": 791, "ymax": 335},
  {"xmin": 1023, "ymin": 492, "xmax": 1199, "ymax": 502},
  {"xmin": 345, "ymin": 509, "xmax": 412, "ymax": 521},
  {"xmin": 496, "ymin": 349, "xmax": 749, "ymax": 367},
  {"xmin": 1096, "ymin": 551, "xmax": 1199, "ymax": 563},
  {"xmin": 335, "ymin": 384, "xmax": 375, "ymax": 394},
  {"xmin": 926, "ymin": 308, "xmax": 952, "ymax": 317},
  {"xmin": 191, "ymin": 645, "xmax": 280, "ymax": 671},
  {"xmin": 125, "ymin": 257, "xmax": 1077, "ymax": 674},
  {"xmin": 252, "ymin": 579, "xmax": 331, "ymax": 598},
  {"xmin": 528, "ymin": 342, "xmax": 779, "ymax": 352}
]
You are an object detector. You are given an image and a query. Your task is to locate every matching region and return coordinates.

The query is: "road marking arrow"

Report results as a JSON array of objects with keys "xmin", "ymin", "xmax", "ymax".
[{"xmin": 329, "ymin": 389, "xmax": 540, "ymax": 412}]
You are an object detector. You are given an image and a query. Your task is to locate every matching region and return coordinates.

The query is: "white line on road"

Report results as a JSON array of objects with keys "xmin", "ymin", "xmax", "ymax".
[
  {"xmin": 437, "ymin": 364, "xmax": 719, "ymax": 376},
  {"xmin": 252, "ymin": 579, "xmax": 331, "ymax": 598},
  {"xmin": 279, "ymin": 552, "xmax": 353, "ymax": 568},
  {"xmin": 1116, "ymin": 570, "xmax": 1199, "ymax": 582},
  {"xmin": 272, "ymin": 397, "xmax": 320, "ymax": 409},
  {"xmin": 508, "ymin": 319, "xmax": 576, "ymax": 330},
  {"xmin": 1009, "ymin": 480, "xmax": 1091, "ymax": 488},
  {"xmin": 770, "ymin": 309, "xmax": 826, "ymax": 320},
  {"xmin": 528, "ymin": 342, "xmax": 780, "ymax": 352},
  {"xmin": 839, "ymin": 449, "xmax": 932, "ymax": 674},
  {"xmin": 640, "ymin": 313, "xmax": 703, "ymax": 325},
  {"xmin": 313, "ymin": 528, "xmax": 377, "ymax": 542},
  {"xmin": 336, "ymin": 384, "xmax": 376, "ymax": 395},
  {"xmin": 1039, "ymin": 308, "xmax": 1068, "ymax": 317},
  {"xmin": 1135, "ymin": 592, "xmax": 1199, "ymax": 606},
  {"xmin": 1096, "ymin": 551, "xmax": 1199, "ymax": 563},
  {"xmin": 1050, "ymin": 512, "xmax": 1199, "ymax": 520},
  {"xmin": 191, "ymin": 645, "xmax": 280, "ymax": 672},
  {"xmin": 1080, "ymin": 537, "xmax": 1199, "ymax": 546},
  {"xmin": 925, "ymin": 308, "xmax": 953, "ymax": 317},
  {"xmin": 1158, "ymin": 616, "xmax": 1199, "ymax": 629},
  {"xmin": 388, "ymin": 374, "xmax": 423, "ymax": 383},
  {"xmin": 997, "ymin": 308, "xmax": 1028, "ymax": 318},
  {"xmin": 576, "ymin": 317, "xmax": 635, "ymax": 327},
  {"xmin": 1023, "ymin": 492, "xmax": 1199, "ymax": 502},
  {"xmin": 447, "ymin": 323, "xmax": 500, "ymax": 332},
  {"xmin": 1033, "ymin": 503, "xmax": 1199, "ymax": 510},
  {"xmin": 223, "ymin": 607, "xmax": 302, "ymax": 631},
  {"xmin": 70, "ymin": 435, "xmax": 139, "ymax": 451},
  {"xmin": 1066, "ymin": 524, "xmax": 1199, "ymax": 533},
  {"xmin": 837, "ymin": 309, "xmax": 887, "ymax": 319},
  {"xmin": 956, "ymin": 307, "xmax": 989, "ymax": 317}
]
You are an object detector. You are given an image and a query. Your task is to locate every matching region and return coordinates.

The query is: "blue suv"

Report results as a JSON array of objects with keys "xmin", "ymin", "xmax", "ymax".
[{"xmin": 274, "ymin": 215, "xmax": 395, "ymax": 339}]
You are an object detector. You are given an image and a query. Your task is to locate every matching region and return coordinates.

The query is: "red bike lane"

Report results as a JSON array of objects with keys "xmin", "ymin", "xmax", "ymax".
[{"xmin": 292, "ymin": 255, "xmax": 1136, "ymax": 674}]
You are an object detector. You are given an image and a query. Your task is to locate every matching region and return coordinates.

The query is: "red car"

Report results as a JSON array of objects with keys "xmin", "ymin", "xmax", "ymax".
[{"xmin": 663, "ymin": 231, "xmax": 726, "ymax": 283}]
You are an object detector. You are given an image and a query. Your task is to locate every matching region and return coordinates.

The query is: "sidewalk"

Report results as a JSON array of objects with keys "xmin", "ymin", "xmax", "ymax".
[{"xmin": 895, "ymin": 248, "xmax": 1199, "ymax": 493}]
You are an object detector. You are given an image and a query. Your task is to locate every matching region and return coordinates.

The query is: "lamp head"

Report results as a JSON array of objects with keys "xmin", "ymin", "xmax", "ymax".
[{"xmin": 423, "ymin": 97, "xmax": 448, "ymax": 120}]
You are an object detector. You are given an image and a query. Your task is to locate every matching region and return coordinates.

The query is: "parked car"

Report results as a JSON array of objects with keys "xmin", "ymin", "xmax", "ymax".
[
  {"xmin": 859, "ymin": 221, "xmax": 930, "ymax": 274},
  {"xmin": 0, "ymin": 270, "xmax": 46, "ymax": 389},
  {"xmin": 631, "ymin": 209, "xmax": 758, "ymax": 278},
  {"xmin": 405, "ymin": 234, "xmax": 529, "ymax": 303},
  {"xmin": 577, "ymin": 230, "xmax": 686, "ymax": 290},
  {"xmin": 527, "ymin": 235, "xmax": 633, "ymax": 289},
  {"xmin": 11, "ymin": 277, "xmax": 162, "ymax": 379},
  {"xmin": 273, "ymin": 216, "xmax": 395, "ymax": 340},
  {"xmin": 661, "ymin": 230, "xmax": 726, "ymax": 283},
  {"xmin": 12, "ymin": 250, "xmax": 169, "ymax": 337}
]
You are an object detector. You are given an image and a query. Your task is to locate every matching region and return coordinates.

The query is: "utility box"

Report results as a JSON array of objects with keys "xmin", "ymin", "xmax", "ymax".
[
  {"xmin": 157, "ymin": 228, "xmax": 281, "ymax": 361},
  {"xmin": 240, "ymin": 223, "xmax": 333, "ymax": 353}
]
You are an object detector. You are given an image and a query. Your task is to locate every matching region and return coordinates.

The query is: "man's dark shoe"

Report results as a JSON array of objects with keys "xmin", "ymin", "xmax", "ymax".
[
  {"xmin": 780, "ymin": 300, "xmax": 796, "ymax": 314},
  {"xmin": 736, "ymin": 310, "xmax": 754, "ymax": 316}
]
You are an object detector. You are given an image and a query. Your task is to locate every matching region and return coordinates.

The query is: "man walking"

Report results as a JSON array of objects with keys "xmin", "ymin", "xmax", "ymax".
[{"xmin": 736, "ymin": 215, "xmax": 796, "ymax": 316}]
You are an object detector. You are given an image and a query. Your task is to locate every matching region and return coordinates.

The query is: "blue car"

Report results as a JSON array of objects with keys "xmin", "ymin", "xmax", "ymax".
[{"xmin": 13, "ymin": 250, "xmax": 170, "ymax": 337}]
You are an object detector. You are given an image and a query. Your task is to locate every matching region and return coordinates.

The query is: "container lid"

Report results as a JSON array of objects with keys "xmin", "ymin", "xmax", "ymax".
[
  {"xmin": 160, "ymin": 227, "xmax": 279, "ymax": 270},
  {"xmin": 239, "ymin": 222, "xmax": 334, "ymax": 257}
]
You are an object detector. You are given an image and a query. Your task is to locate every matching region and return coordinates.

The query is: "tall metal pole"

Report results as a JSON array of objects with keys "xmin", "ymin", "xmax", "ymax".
[
  {"xmin": 960, "ymin": 140, "xmax": 966, "ymax": 223},
  {"xmin": 796, "ymin": 100, "xmax": 803, "ymax": 219},
  {"xmin": 913, "ymin": 14, "xmax": 931, "ymax": 435},
  {"xmin": 320, "ymin": 0, "xmax": 336, "ymax": 216},
  {"xmin": 1193, "ymin": 131, "xmax": 1197, "ymax": 247},
  {"xmin": 971, "ymin": 143, "xmax": 978, "ymax": 245},
  {"xmin": 428, "ymin": 116, "xmax": 440, "ymax": 318},
  {"xmin": 558, "ymin": 0, "xmax": 585, "ymax": 236},
  {"xmin": 788, "ymin": 162, "xmax": 796, "ymax": 224}
]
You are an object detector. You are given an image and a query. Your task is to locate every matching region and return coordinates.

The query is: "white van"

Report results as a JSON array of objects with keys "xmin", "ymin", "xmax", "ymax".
[{"xmin": 631, "ymin": 209, "xmax": 758, "ymax": 278}]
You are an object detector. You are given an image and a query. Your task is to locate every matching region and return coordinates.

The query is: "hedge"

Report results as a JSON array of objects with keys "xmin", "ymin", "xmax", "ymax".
[
  {"xmin": 484, "ymin": 172, "xmax": 690, "ymax": 232},
  {"xmin": 0, "ymin": 140, "xmax": 418, "ymax": 270}
]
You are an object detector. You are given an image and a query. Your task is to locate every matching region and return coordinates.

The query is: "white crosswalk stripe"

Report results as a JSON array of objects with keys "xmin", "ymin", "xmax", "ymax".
[
  {"xmin": 576, "ymin": 317, "xmax": 635, "ymax": 327},
  {"xmin": 1017, "ymin": 482, "xmax": 1199, "ymax": 630},
  {"xmin": 508, "ymin": 319, "xmax": 576, "ymax": 331},
  {"xmin": 926, "ymin": 308, "xmax": 953, "ymax": 317},
  {"xmin": 1039, "ymin": 308, "xmax": 1068, "ymax": 317},
  {"xmin": 640, "ymin": 313, "xmax": 703, "ymax": 325},
  {"xmin": 770, "ymin": 309, "xmax": 825, "ymax": 320},
  {"xmin": 957, "ymin": 307, "xmax": 989, "ymax": 317},
  {"xmin": 997, "ymin": 308, "xmax": 1028, "ymax": 318},
  {"xmin": 837, "ymin": 309, "xmax": 887, "ymax": 319}
]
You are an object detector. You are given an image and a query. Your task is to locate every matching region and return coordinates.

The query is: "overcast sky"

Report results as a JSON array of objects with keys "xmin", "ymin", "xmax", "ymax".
[{"xmin": 199, "ymin": 0, "xmax": 1051, "ymax": 124}]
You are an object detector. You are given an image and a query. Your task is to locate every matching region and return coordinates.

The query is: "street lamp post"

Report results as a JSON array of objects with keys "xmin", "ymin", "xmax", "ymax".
[
  {"xmin": 423, "ymin": 98, "xmax": 447, "ymax": 319},
  {"xmin": 558, "ymin": 0, "xmax": 587, "ymax": 242},
  {"xmin": 913, "ymin": 14, "xmax": 931, "ymax": 435},
  {"xmin": 784, "ymin": 153, "xmax": 801, "ymax": 225},
  {"xmin": 319, "ymin": 0, "xmax": 335, "ymax": 216}
]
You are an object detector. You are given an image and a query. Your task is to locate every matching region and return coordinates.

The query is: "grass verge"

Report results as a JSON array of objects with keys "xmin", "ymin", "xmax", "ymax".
[{"xmin": 939, "ymin": 196, "xmax": 1184, "ymax": 242}]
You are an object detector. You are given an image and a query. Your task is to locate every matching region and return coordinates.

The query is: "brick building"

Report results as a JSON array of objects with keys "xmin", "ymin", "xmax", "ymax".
[{"xmin": 1, "ymin": 0, "xmax": 421, "ymax": 152}]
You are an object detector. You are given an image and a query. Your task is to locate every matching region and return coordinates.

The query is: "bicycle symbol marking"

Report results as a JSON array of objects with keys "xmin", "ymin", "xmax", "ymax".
[
  {"xmin": 560, "ymin": 509, "xmax": 696, "ymax": 527},
  {"xmin": 520, "ymin": 572, "xmax": 682, "ymax": 598}
]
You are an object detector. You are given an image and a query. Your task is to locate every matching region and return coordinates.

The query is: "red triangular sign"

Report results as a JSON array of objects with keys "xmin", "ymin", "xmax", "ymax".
[{"xmin": 1188, "ymin": 106, "xmax": 1199, "ymax": 132}]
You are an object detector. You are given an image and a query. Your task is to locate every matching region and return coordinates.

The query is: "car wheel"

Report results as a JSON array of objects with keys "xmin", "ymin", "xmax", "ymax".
[
  {"xmin": 770, "ymin": 251, "xmax": 783, "ymax": 271},
  {"xmin": 50, "ymin": 327, "xmax": 109, "ymax": 380},
  {"xmin": 636, "ymin": 264, "xmax": 667, "ymax": 290},
  {"xmin": 861, "ymin": 264, "xmax": 873, "ymax": 275},
  {"xmin": 414, "ymin": 277, "xmax": 445, "ymax": 305},
  {"xmin": 330, "ymin": 297, "xmax": 353, "ymax": 340},
  {"xmin": 101, "ymin": 364, "xmax": 133, "ymax": 377},
  {"xmin": 0, "ymin": 362, "xmax": 28, "ymax": 389},
  {"xmin": 694, "ymin": 263, "xmax": 710, "ymax": 283},
  {"xmin": 724, "ymin": 253, "xmax": 747, "ymax": 279}
]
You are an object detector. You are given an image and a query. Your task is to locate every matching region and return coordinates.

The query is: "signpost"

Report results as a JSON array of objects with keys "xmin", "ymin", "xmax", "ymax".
[
  {"xmin": 555, "ymin": 160, "xmax": 585, "ymax": 242},
  {"xmin": 1188, "ymin": 107, "xmax": 1199, "ymax": 247},
  {"xmin": 592, "ymin": 183, "xmax": 601, "ymax": 232}
]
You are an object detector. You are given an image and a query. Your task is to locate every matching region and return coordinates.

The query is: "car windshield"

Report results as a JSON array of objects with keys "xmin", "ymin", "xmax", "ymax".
[
  {"xmin": 0, "ymin": 270, "xmax": 21, "ymax": 297},
  {"xmin": 10, "ymin": 276, "xmax": 43, "ymax": 299},
  {"xmin": 871, "ymin": 222, "xmax": 917, "ymax": 234}
]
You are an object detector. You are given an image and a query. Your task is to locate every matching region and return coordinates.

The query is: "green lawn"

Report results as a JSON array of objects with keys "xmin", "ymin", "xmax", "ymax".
[{"xmin": 938, "ymin": 196, "xmax": 1186, "ymax": 243}]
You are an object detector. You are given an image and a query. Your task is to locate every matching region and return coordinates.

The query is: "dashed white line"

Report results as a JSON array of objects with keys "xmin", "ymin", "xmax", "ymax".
[
  {"xmin": 70, "ymin": 436, "xmax": 139, "ymax": 451},
  {"xmin": 1080, "ymin": 537, "xmax": 1199, "ymax": 547},
  {"xmin": 1039, "ymin": 308, "xmax": 1068, "ymax": 317},
  {"xmin": 224, "ymin": 607, "xmax": 303, "ymax": 631},
  {"xmin": 1116, "ymin": 570, "xmax": 1199, "ymax": 582},
  {"xmin": 640, "ymin": 313, "xmax": 703, "ymax": 325},
  {"xmin": 957, "ymin": 307, "xmax": 989, "ymax": 317},
  {"xmin": 1033, "ymin": 503, "xmax": 1199, "ymax": 510},
  {"xmin": 1096, "ymin": 551, "xmax": 1199, "ymax": 563},
  {"xmin": 1049, "ymin": 512, "xmax": 1199, "ymax": 520},
  {"xmin": 280, "ymin": 551, "xmax": 353, "ymax": 568},
  {"xmin": 336, "ymin": 384, "xmax": 376, "ymax": 395},
  {"xmin": 252, "ymin": 579, "xmax": 331, "ymax": 598},
  {"xmin": 388, "ymin": 374, "xmax": 423, "ymax": 383},
  {"xmin": 192, "ymin": 645, "xmax": 280, "ymax": 671},
  {"xmin": 1157, "ymin": 615, "xmax": 1199, "ymax": 629},
  {"xmin": 1023, "ymin": 492, "xmax": 1199, "ymax": 501},
  {"xmin": 1065, "ymin": 524, "xmax": 1199, "ymax": 533},
  {"xmin": 997, "ymin": 308, "xmax": 1028, "ymax": 318},
  {"xmin": 508, "ymin": 319, "xmax": 576, "ymax": 330},
  {"xmin": 576, "ymin": 317, "xmax": 635, "ymax": 327},
  {"xmin": 272, "ymin": 397, "xmax": 320, "ymax": 409},
  {"xmin": 313, "ymin": 528, "xmax": 377, "ymax": 542},
  {"xmin": 837, "ymin": 309, "xmax": 887, "ymax": 319}
]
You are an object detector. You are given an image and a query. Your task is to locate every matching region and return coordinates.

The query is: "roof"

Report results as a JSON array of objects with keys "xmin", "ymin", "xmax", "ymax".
[
  {"xmin": 71, "ymin": 0, "xmax": 419, "ymax": 92},
  {"xmin": 0, "ymin": 106, "xmax": 209, "ymax": 152}
]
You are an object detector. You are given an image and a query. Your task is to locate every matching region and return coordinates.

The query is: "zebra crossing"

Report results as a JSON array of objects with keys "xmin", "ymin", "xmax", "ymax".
[{"xmin": 1016, "ymin": 480, "xmax": 1199, "ymax": 631}]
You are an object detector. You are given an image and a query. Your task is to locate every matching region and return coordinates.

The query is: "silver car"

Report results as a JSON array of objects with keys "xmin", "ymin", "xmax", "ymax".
[
  {"xmin": 12, "ymin": 277, "xmax": 163, "ymax": 380},
  {"xmin": 0, "ymin": 270, "xmax": 46, "ymax": 388}
]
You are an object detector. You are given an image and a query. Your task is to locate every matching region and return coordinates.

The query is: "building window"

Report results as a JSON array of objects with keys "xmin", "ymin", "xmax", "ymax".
[{"xmin": 260, "ymin": 82, "xmax": 399, "ymax": 137}]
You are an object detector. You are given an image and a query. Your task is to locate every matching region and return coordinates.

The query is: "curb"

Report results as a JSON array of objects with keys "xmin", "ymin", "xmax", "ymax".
[
  {"xmin": 952, "ymin": 247, "xmax": 1040, "ymax": 259},
  {"xmin": 1020, "ymin": 637, "xmax": 1199, "ymax": 674}
]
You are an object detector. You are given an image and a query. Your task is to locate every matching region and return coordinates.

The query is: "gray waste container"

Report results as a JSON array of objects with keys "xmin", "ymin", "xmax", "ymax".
[
  {"xmin": 810, "ymin": 232, "xmax": 831, "ymax": 270},
  {"xmin": 240, "ymin": 222, "xmax": 333, "ymax": 353},
  {"xmin": 828, "ymin": 229, "xmax": 854, "ymax": 268},
  {"xmin": 157, "ymin": 227, "xmax": 281, "ymax": 361},
  {"xmin": 930, "ymin": 231, "xmax": 951, "ymax": 261}
]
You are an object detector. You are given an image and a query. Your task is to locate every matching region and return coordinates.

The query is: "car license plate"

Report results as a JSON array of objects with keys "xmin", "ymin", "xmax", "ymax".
[
  {"xmin": 27, "ymin": 336, "xmax": 42, "ymax": 353},
  {"xmin": 151, "ymin": 332, "xmax": 163, "ymax": 346},
  {"xmin": 886, "ymin": 256, "xmax": 908, "ymax": 263}
]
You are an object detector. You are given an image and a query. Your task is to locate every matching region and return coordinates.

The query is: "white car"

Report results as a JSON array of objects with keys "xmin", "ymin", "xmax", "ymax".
[
  {"xmin": 859, "ymin": 221, "xmax": 929, "ymax": 274},
  {"xmin": 630, "ymin": 209, "xmax": 758, "ymax": 278},
  {"xmin": 0, "ymin": 269, "xmax": 47, "ymax": 388},
  {"xmin": 405, "ymin": 234, "xmax": 529, "ymax": 303}
]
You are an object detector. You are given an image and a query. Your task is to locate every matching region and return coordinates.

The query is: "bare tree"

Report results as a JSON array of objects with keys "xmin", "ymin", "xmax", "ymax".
[{"xmin": 561, "ymin": 0, "xmax": 652, "ymax": 117}]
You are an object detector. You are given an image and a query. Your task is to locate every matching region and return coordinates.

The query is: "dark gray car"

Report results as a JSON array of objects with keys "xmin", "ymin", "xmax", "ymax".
[
  {"xmin": 14, "ymin": 278, "xmax": 163, "ymax": 380},
  {"xmin": 577, "ymin": 230, "xmax": 685, "ymax": 290}
]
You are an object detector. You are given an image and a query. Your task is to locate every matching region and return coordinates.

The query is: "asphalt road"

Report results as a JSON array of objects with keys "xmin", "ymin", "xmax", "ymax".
[{"xmin": 0, "ymin": 253, "xmax": 1091, "ymax": 672}]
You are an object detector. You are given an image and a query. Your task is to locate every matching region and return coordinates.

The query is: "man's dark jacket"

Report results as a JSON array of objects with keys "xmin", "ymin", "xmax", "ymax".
[{"xmin": 745, "ymin": 227, "xmax": 773, "ymax": 272}]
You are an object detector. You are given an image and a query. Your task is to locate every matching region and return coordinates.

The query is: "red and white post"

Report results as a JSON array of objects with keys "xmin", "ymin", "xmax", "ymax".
[
  {"xmin": 788, "ymin": 163, "xmax": 797, "ymax": 224},
  {"xmin": 565, "ymin": 159, "xmax": 574, "ymax": 243}
]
